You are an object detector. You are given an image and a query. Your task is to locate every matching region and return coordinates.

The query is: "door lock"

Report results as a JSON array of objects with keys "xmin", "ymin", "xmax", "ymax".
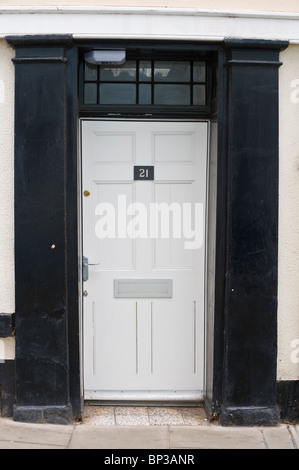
[{"xmin": 83, "ymin": 256, "xmax": 101, "ymax": 282}]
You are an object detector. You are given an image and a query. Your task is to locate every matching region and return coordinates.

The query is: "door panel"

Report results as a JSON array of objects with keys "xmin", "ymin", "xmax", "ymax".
[
  {"xmin": 84, "ymin": 301, "xmax": 138, "ymax": 390},
  {"xmin": 153, "ymin": 182, "xmax": 194, "ymax": 269},
  {"xmin": 82, "ymin": 120, "xmax": 208, "ymax": 399},
  {"xmin": 151, "ymin": 301, "xmax": 196, "ymax": 377},
  {"xmin": 93, "ymin": 182, "xmax": 135, "ymax": 270}
]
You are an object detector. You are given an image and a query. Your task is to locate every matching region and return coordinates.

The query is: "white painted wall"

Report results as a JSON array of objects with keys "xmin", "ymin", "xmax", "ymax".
[
  {"xmin": 1, "ymin": 1, "xmax": 299, "ymax": 14},
  {"xmin": 0, "ymin": 40, "xmax": 14, "ymax": 316},
  {"xmin": 278, "ymin": 45, "xmax": 299, "ymax": 381},
  {"xmin": 2, "ymin": 8, "xmax": 299, "ymax": 43},
  {"xmin": 0, "ymin": 40, "xmax": 15, "ymax": 360},
  {"xmin": 0, "ymin": 337, "xmax": 15, "ymax": 362}
]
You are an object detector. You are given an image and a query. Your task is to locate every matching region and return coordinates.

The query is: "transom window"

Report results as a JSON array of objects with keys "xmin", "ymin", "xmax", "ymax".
[{"xmin": 83, "ymin": 60, "xmax": 207, "ymax": 107}]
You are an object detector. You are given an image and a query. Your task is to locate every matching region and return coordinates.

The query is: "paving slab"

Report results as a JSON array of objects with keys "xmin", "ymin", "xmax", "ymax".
[
  {"xmin": 70, "ymin": 425, "xmax": 169, "ymax": 449},
  {"xmin": 289, "ymin": 425, "xmax": 299, "ymax": 449},
  {"xmin": 0, "ymin": 418, "xmax": 73, "ymax": 448},
  {"xmin": 261, "ymin": 425, "xmax": 295, "ymax": 449},
  {"xmin": 0, "ymin": 440, "xmax": 64, "ymax": 449},
  {"xmin": 0, "ymin": 415, "xmax": 297, "ymax": 450},
  {"xmin": 169, "ymin": 425, "xmax": 266, "ymax": 449}
]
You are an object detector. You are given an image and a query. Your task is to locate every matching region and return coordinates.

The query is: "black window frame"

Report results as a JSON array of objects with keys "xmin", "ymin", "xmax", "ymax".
[{"xmin": 79, "ymin": 46, "xmax": 216, "ymax": 119}]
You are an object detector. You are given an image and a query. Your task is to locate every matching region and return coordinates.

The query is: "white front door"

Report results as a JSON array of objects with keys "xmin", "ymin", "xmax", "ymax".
[{"xmin": 82, "ymin": 120, "xmax": 208, "ymax": 401}]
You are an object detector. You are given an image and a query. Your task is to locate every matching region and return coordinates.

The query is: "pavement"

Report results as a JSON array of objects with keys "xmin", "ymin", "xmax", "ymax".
[{"xmin": 0, "ymin": 405, "xmax": 298, "ymax": 449}]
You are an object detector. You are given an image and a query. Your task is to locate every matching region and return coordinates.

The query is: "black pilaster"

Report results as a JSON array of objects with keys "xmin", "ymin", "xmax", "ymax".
[
  {"xmin": 221, "ymin": 39, "xmax": 288, "ymax": 426},
  {"xmin": 7, "ymin": 35, "xmax": 75, "ymax": 425},
  {"xmin": 0, "ymin": 314, "xmax": 14, "ymax": 337},
  {"xmin": 0, "ymin": 360, "xmax": 15, "ymax": 417},
  {"xmin": 277, "ymin": 380, "xmax": 299, "ymax": 422}
]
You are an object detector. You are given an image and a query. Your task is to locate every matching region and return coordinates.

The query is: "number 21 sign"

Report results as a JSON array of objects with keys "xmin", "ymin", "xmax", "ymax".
[{"xmin": 134, "ymin": 166, "xmax": 154, "ymax": 181}]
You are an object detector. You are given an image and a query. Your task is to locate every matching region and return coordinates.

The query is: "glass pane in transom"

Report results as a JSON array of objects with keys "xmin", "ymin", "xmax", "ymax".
[
  {"xmin": 99, "ymin": 83, "xmax": 137, "ymax": 104},
  {"xmin": 139, "ymin": 61, "xmax": 152, "ymax": 81},
  {"xmin": 100, "ymin": 61, "xmax": 137, "ymax": 82},
  {"xmin": 193, "ymin": 62, "xmax": 206, "ymax": 83},
  {"xmin": 154, "ymin": 84, "xmax": 190, "ymax": 105},
  {"xmin": 154, "ymin": 61, "xmax": 191, "ymax": 82}
]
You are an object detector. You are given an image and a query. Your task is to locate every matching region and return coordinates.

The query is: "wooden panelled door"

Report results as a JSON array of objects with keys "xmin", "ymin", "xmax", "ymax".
[{"xmin": 82, "ymin": 120, "xmax": 208, "ymax": 401}]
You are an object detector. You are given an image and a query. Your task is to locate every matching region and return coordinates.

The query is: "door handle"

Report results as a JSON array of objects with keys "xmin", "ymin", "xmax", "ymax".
[{"xmin": 82, "ymin": 256, "xmax": 101, "ymax": 282}]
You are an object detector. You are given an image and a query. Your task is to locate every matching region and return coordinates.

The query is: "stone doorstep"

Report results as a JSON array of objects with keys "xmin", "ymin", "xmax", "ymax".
[{"xmin": 82, "ymin": 405, "xmax": 209, "ymax": 426}]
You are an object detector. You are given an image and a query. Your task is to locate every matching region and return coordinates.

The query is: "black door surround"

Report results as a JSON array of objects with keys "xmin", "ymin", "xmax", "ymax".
[{"xmin": 6, "ymin": 35, "xmax": 288, "ymax": 425}]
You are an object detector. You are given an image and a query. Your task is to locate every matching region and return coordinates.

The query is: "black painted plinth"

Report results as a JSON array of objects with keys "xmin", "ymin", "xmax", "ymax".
[
  {"xmin": 277, "ymin": 380, "xmax": 299, "ymax": 422},
  {"xmin": 220, "ymin": 406, "xmax": 280, "ymax": 426},
  {"xmin": 13, "ymin": 405, "xmax": 72, "ymax": 425},
  {"xmin": 0, "ymin": 314, "xmax": 14, "ymax": 338},
  {"xmin": 0, "ymin": 360, "xmax": 15, "ymax": 417}
]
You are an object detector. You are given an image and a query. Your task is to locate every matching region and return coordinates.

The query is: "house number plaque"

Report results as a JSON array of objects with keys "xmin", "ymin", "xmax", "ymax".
[{"xmin": 134, "ymin": 166, "xmax": 154, "ymax": 181}]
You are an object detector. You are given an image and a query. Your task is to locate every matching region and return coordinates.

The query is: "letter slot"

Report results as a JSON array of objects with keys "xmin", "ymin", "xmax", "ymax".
[{"xmin": 114, "ymin": 279, "xmax": 172, "ymax": 298}]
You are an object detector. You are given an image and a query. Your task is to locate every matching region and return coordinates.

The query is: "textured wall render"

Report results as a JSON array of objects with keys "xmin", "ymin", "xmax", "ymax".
[
  {"xmin": 0, "ymin": 40, "xmax": 14, "ymax": 315},
  {"xmin": 278, "ymin": 45, "xmax": 299, "ymax": 381},
  {"xmin": 0, "ymin": 337, "xmax": 15, "ymax": 361}
]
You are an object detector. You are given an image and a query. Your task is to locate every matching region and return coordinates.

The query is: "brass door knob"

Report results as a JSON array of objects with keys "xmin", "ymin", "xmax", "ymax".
[{"xmin": 84, "ymin": 190, "xmax": 91, "ymax": 197}]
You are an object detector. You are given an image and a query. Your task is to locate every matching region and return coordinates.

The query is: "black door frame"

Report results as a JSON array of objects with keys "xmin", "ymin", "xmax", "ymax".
[{"xmin": 6, "ymin": 35, "xmax": 288, "ymax": 425}]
